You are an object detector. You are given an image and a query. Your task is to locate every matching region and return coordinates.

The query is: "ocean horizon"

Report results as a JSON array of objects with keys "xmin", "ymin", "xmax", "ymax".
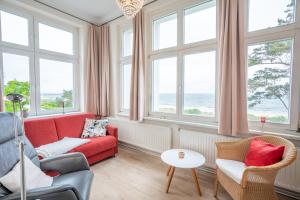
[{"xmin": 158, "ymin": 93, "xmax": 289, "ymax": 116}]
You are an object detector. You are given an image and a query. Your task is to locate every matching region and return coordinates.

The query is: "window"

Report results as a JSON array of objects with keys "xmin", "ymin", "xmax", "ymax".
[
  {"xmin": 119, "ymin": 27, "xmax": 133, "ymax": 113},
  {"xmin": 183, "ymin": 51, "xmax": 216, "ymax": 117},
  {"xmin": 152, "ymin": 57, "xmax": 177, "ymax": 113},
  {"xmin": 149, "ymin": 0, "xmax": 217, "ymax": 122},
  {"xmin": 122, "ymin": 29, "xmax": 133, "ymax": 57},
  {"xmin": 2, "ymin": 52, "xmax": 31, "ymax": 112},
  {"xmin": 0, "ymin": 11, "xmax": 29, "ymax": 46},
  {"xmin": 184, "ymin": 1, "xmax": 216, "ymax": 44},
  {"xmin": 122, "ymin": 64, "xmax": 132, "ymax": 110},
  {"xmin": 153, "ymin": 13, "xmax": 177, "ymax": 50},
  {"xmin": 39, "ymin": 58, "xmax": 74, "ymax": 111},
  {"xmin": 38, "ymin": 23, "xmax": 74, "ymax": 55},
  {"xmin": 246, "ymin": 0, "xmax": 299, "ymax": 130},
  {"xmin": 0, "ymin": 8, "xmax": 79, "ymax": 116},
  {"xmin": 248, "ymin": 0, "xmax": 295, "ymax": 32},
  {"xmin": 247, "ymin": 39, "xmax": 293, "ymax": 124}
]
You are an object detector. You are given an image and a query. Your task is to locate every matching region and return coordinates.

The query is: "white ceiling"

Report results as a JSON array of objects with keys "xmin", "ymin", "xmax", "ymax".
[{"xmin": 36, "ymin": 0, "xmax": 155, "ymax": 25}]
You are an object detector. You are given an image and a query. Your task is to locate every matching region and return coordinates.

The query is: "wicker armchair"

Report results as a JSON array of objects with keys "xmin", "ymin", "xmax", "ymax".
[{"xmin": 214, "ymin": 135, "xmax": 297, "ymax": 200}]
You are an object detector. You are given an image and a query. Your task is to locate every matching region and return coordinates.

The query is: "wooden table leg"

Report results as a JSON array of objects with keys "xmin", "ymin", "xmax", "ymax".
[
  {"xmin": 192, "ymin": 168, "xmax": 202, "ymax": 196},
  {"xmin": 166, "ymin": 166, "xmax": 172, "ymax": 176},
  {"xmin": 214, "ymin": 178, "xmax": 219, "ymax": 197},
  {"xmin": 166, "ymin": 167, "xmax": 175, "ymax": 193}
]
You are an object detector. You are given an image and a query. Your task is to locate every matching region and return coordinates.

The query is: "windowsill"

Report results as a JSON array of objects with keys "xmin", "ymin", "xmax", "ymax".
[
  {"xmin": 143, "ymin": 116, "xmax": 300, "ymax": 141},
  {"xmin": 117, "ymin": 112, "xmax": 130, "ymax": 117},
  {"xmin": 144, "ymin": 116, "xmax": 219, "ymax": 130},
  {"xmin": 26, "ymin": 111, "xmax": 81, "ymax": 119}
]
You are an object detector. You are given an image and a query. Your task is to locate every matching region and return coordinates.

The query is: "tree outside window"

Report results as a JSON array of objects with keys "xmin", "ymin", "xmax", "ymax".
[{"xmin": 247, "ymin": 1, "xmax": 294, "ymax": 123}]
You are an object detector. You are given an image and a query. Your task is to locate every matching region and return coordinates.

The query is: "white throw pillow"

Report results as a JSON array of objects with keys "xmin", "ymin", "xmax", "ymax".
[
  {"xmin": 0, "ymin": 156, "xmax": 53, "ymax": 192},
  {"xmin": 81, "ymin": 119, "xmax": 109, "ymax": 138},
  {"xmin": 36, "ymin": 137, "xmax": 90, "ymax": 158}
]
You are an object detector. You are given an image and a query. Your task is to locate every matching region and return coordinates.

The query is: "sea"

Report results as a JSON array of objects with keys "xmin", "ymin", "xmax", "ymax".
[{"xmin": 158, "ymin": 93, "xmax": 288, "ymax": 116}]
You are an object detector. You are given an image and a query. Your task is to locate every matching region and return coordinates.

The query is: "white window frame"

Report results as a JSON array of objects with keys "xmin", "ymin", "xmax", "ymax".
[
  {"xmin": 245, "ymin": 0, "xmax": 300, "ymax": 132},
  {"xmin": 0, "ymin": 46, "xmax": 36, "ymax": 113},
  {"xmin": 119, "ymin": 23, "xmax": 133, "ymax": 114},
  {"xmin": 0, "ymin": 4, "xmax": 80, "ymax": 116},
  {"xmin": 146, "ymin": 0, "xmax": 219, "ymax": 124},
  {"xmin": 0, "ymin": 5, "xmax": 34, "ymax": 51}
]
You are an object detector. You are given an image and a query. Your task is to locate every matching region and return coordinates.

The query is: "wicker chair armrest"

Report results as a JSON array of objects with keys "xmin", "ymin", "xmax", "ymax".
[
  {"xmin": 215, "ymin": 139, "xmax": 250, "ymax": 161},
  {"xmin": 241, "ymin": 165, "xmax": 279, "ymax": 188},
  {"xmin": 241, "ymin": 145, "xmax": 297, "ymax": 188}
]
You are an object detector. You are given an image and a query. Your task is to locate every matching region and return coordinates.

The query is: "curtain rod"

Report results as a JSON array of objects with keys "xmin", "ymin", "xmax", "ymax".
[{"xmin": 33, "ymin": 0, "xmax": 160, "ymax": 27}]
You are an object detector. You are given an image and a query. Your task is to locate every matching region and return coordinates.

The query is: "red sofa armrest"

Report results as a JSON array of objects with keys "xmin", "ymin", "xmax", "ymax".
[{"xmin": 107, "ymin": 125, "xmax": 118, "ymax": 154}]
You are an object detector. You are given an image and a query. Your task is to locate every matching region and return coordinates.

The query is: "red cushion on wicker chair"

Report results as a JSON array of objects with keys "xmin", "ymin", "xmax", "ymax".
[{"xmin": 244, "ymin": 138, "xmax": 285, "ymax": 166}]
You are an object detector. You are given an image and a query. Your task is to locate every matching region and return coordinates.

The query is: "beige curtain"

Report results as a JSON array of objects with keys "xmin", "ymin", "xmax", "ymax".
[
  {"xmin": 129, "ymin": 10, "xmax": 145, "ymax": 121},
  {"xmin": 85, "ymin": 24, "xmax": 110, "ymax": 117},
  {"xmin": 218, "ymin": 0, "xmax": 248, "ymax": 136}
]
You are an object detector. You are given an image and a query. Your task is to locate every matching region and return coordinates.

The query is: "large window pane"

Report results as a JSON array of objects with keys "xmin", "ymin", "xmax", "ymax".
[
  {"xmin": 122, "ymin": 64, "xmax": 132, "ymax": 110},
  {"xmin": 2, "ymin": 53, "xmax": 31, "ymax": 112},
  {"xmin": 153, "ymin": 13, "xmax": 177, "ymax": 50},
  {"xmin": 0, "ymin": 11, "xmax": 29, "ymax": 46},
  {"xmin": 184, "ymin": 1, "xmax": 216, "ymax": 44},
  {"xmin": 184, "ymin": 51, "xmax": 216, "ymax": 116},
  {"xmin": 122, "ymin": 29, "xmax": 133, "ymax": 57},
  {"xmin": 39, "ymin": 59, "xmax": 74, "ymax": 111},
  {"xmin": 248, "ymin": 0, "xmax": 295, "ymax": 32},
  {"xmin": 152, "ymin": 57, "xmax": 177, "ymax": 113},
  {"xmin": 247, "ymin": 39, "xmax": 293, "ymax": 124},
  {"xmin": 39, "ymin": 23, "xmax": 73, "ymax": 55}
]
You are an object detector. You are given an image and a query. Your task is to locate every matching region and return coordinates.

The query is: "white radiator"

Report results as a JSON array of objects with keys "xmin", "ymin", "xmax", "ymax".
[
  {"xmin": 109, "ymin": 118, "xmax": 172, "ymax": 153},
  {"xmin": 179, "ymin": 129, "xmax": 300, "ymax": 192}
]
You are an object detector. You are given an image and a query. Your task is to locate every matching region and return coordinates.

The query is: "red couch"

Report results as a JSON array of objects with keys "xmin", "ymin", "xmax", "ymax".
[{"xmin": 24, "ymin": 113, "xmax": 118, "ymax": 165}]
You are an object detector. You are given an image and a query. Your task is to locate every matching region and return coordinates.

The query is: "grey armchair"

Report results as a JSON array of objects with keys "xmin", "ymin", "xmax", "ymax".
[{"xmin": 0, "ymin": 113, "xmax": 93, "ymax": 200}]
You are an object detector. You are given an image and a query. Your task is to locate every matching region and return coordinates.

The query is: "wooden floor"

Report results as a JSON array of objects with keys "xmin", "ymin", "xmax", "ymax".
[{"xmin": 90, "ymin": 146, "xmax": 294, "ymax": 200}]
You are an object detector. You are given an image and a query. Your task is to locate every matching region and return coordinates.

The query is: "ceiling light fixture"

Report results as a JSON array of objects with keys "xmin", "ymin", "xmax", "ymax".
[{"xmin": 116, "ymin": 0, "xmax": 144, "ymax": 18}]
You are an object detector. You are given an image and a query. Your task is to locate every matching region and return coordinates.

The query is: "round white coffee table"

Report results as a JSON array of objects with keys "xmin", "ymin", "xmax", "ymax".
[{"xmin": 161, "ymin": 149, "xmax": 206, "ymax": 196}]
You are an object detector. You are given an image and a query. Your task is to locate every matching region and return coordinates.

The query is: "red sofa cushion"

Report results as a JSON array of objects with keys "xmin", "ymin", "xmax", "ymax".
[
  {"xmin": 245, "ymin": 138, "xmax": 285, "ymax": 166},
  {"xmin": 54, "ymin": 113, "xmax": 95, "ymax": 139},
  {"xmin": 24, "ymin": 118, "xmax": 58, "ymax": 148},
  {"xmin": 69, "ymin": 136, "xmax": 117, "ymax": 158}
]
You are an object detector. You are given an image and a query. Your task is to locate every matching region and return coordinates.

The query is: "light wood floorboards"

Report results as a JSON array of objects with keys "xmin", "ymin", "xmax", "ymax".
[{"xmin": 90, "ymin": 146, "xmax": 295, "ymax": 200}]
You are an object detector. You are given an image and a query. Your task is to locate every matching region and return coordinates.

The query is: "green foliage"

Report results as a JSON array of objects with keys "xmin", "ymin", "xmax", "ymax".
[
  {"xmin": 4, "ymin": 79, "xmax": 30, "ymax": 112},
  {"xmin": 40, "ymin": 90, "xmax": 73, "ymax": 110},
  {"xmin": 62, "ymin": 90, "xmax": 73, "ymax": 107},
  {"xmin": 4, "ymin": 79, "xmax": 73, "ymax": 112},
  {"xmin": 184, "ymin": 108, "xmax": 213, "ymax": 116},
  {"xmin": 40, "ymin": 101, "xmax": 59, "ymax": 110}
]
